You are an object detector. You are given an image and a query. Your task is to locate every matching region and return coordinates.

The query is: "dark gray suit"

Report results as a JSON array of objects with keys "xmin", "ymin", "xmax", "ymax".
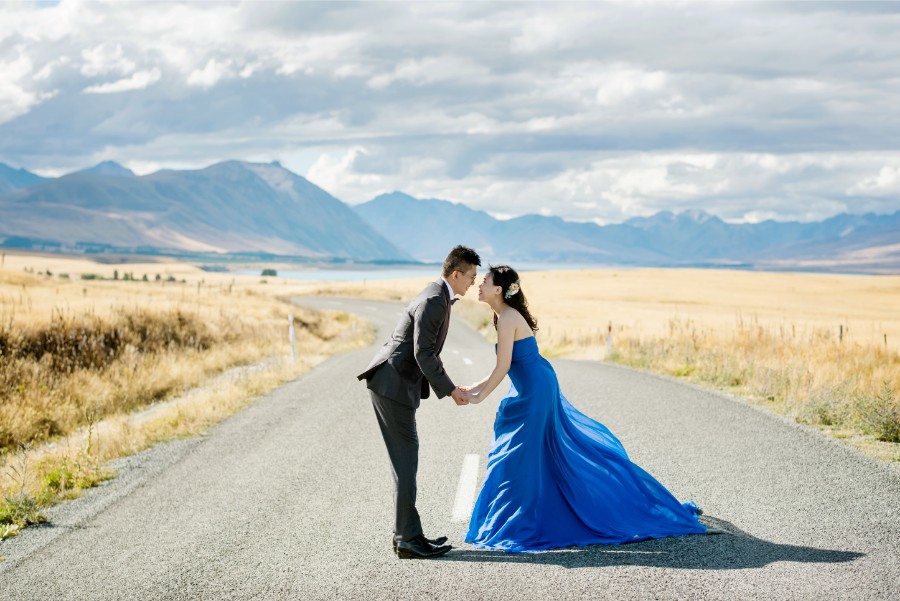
[{"xmin": 357, "ymin": 280, "xmax": 456, "ymax": 542}]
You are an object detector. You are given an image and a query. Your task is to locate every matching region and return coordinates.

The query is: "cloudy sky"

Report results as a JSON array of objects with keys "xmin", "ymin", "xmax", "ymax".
[{"xmin": 2, "ymin": 1, "xmax": 899, "ymax": 224}]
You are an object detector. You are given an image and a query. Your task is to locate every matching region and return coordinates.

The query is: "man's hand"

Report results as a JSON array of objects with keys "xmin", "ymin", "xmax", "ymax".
[{"xmin": 451, "ymin": 388, "xmax": 470, "ymax": 406}]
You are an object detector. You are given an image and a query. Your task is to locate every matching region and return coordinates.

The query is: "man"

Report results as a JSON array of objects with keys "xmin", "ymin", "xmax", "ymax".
[{"xmin": 358, "ymin": 245, "xmax": 481, "ymax": 559}]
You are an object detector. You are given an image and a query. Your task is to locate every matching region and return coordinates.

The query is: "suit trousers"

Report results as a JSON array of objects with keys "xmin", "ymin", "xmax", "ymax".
[{"xmin": 370, "ymin": 390, "xmax": 423, "ymax": 542}]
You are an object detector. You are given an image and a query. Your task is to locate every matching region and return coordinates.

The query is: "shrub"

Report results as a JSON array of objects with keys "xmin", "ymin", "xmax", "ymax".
[
  {"xmin": 801, "ymin": 385, "xmax": 851, "ymax": 427},
  {"xmin": 0, "ymin": 309, "xmax": 221, "ymax": 450},
  {"xmin": 856, "ymin": 382, "xmax": 900, "ymax": 443}
]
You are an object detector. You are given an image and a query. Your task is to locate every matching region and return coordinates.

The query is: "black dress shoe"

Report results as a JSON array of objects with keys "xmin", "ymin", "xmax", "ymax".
[
  {"xmin": 395, "ymin": 535, "xmax": 452, "ymax": 559},
  {"xmin": 392, "ymin": 534, "xmax": 448, "ymax": 551}
]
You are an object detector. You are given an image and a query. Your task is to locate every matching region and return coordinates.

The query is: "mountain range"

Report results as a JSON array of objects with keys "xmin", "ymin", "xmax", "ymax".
[
  {"xmin": 0, "ymin": 160, "xmax": 408, "ymax": 261},
  {"xmin": 0, "ymin": 162, "xmax": 46, "ymax": 194},
  {"xmin": 1, "ymin": 160, "xmax": 898, "ymax": 273},
  {"xmin": 354, "ymin": 192, "xmax": 900, "ymax": 272}
]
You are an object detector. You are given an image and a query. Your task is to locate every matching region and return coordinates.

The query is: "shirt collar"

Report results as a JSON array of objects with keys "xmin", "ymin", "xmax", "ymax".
[{"xmin": 440, "ymin": 277, "xmax": 455, "ymax": 302}]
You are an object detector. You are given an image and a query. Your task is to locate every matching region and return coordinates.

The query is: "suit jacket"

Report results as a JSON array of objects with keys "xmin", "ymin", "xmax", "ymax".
[{"xmin": 357, "ymin": 280, "xmax": 456, "ymax": 408}]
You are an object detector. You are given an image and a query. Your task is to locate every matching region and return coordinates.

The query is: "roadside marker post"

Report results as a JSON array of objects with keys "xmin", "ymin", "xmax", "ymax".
[{"xmin": 289, "ymin": 314, "xmax": 296, "ymax": 361}]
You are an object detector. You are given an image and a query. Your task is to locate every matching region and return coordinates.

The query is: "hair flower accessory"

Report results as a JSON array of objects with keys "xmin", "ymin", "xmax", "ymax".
[{"xmin": 505, "ymin": 280, "xmax": 521, "ymax": 299}]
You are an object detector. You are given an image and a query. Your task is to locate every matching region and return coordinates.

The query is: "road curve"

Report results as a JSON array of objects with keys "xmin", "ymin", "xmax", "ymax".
[{"xmin": 1, "ymin": 297, "xmax": 897, "ymax": 600}]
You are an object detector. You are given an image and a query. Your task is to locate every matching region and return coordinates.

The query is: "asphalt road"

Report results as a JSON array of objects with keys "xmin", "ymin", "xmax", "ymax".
[{"xmin": 1, "ymin": 297, "xmax": 898, "ymax": 600}]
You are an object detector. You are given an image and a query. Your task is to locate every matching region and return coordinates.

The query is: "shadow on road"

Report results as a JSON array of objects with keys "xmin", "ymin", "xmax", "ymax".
[{"xmin": 439, "ymin": 516, "xmax": 865, "ymax": 570}]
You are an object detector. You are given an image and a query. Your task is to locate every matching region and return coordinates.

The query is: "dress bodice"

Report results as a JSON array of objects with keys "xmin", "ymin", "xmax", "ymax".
[
  {"xmin": 498, "ymin": 336, "xmax": 543, "ymax": 390},
  {"xmin": 509, "ymin": 336, "xmax": 539, "ymax": 363}
]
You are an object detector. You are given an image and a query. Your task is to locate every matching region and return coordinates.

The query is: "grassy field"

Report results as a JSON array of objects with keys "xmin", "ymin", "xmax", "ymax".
[
  {"xmin": 312, "ymin": 268, "xmax": 900, "ymax": 462},
  {"xmin": 0, "ymin": 252, "xmax": 373, "ymax": 540}
]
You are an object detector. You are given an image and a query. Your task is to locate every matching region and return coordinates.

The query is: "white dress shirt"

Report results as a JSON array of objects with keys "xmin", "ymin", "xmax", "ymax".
[{"xmin": 440, "ymin": 278, "xmax": 455, "ymax": 303}]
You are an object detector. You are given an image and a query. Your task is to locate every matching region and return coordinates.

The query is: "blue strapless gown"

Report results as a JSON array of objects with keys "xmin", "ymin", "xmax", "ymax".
[{"xmin": 465, "ymin": 336, "xmax": 705, "ymax": 552}]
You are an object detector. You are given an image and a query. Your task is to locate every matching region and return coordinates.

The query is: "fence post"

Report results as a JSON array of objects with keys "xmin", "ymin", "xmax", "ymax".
[
  {"xmin": 288, "ymin": 314, "xmax": 296, "ymax": 361},
  {"xmin": 607, "ymin": 320, "xmax": 613, "ymax": 353}
]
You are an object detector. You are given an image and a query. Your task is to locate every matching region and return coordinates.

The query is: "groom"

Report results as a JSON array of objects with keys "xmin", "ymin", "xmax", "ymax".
[{"xmin": 358, "ymin": 245, "xmax": 481, "ymax": 559}]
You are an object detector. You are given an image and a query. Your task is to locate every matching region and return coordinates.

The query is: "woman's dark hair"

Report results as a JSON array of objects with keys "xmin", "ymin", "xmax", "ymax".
[{"xmin": 490, "ymin": 265, "xmax": 538, "ymax": 333}]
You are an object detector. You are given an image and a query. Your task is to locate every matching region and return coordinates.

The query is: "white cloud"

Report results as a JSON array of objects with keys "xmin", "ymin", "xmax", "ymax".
[
  {"xmin": 80, "ymin": 43, "xmax": 135, "ymax": 77},
  {"xmin": 0, "ymin": 0, "xmax": 104, "ymax": 44},
  {"xmin": 0, "ymin": 51, "xmax": 56, "ymax": 125},
  {"xmin": 187, "ymin": 59, "xmax": 233, "ymax": 88},
  {"xmin": 318, "ymin": 150, "xmax": 900, "ymax": 224},
  {"xmin": 740, "ymin": 210, "xmax": 780, "ymax": 224},
  {"xmin": 306, "ymin": 147, "xmax": 384, "ymax": 200},
  {"xmin": 239, "ymin": 63, "xmax": 260, "ymax": 79},
  {"xmin": 510, "ymin": 11, "xmax": 582, "ymax": 54},
  {"xmin": 595, "ymin": 67, "xmax": 669, "ymax": 107},
  {"xmin": 83, "ymin": 68, "xmax": 161, "ymax": 94},
  {"xmin": 271, "ymin": 33, "xmax": 362, "ymax": 76},
  {"xmin": 367, "ymin": 56, "xmax": 491, "ymax": 90},
  {"xmin": 848, "ymin": 166, "xmax": 900, "ymax": 196},
  {"xmin": 34, "ymin": 56, "xmax": 71, "ymax": 81}
]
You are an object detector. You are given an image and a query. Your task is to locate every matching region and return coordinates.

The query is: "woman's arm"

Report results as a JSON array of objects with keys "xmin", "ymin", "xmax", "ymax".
[
  {"xmin": 468, "ymin": 312, "xmax": 516, "ymax": 404},
  {"xmin": 461, "ymin": 373, "xmax": 490, "ymax": 395}
]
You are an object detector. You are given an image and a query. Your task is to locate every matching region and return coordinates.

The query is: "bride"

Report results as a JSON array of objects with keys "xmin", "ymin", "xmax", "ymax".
[{"xmin": 461, "ymin": 265, "xmax": 707, "ymax": 552}]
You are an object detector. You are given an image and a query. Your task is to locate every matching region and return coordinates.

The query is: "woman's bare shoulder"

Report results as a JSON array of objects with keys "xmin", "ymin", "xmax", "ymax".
[{"xmin": 499, "ymin": 307, "xmax": 530, "ymax": 329}]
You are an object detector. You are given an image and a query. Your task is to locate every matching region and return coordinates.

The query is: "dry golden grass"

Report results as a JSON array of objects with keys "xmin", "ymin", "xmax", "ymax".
[
  {"xmin": 310, "ymin": 268, "xmax": 900, "ymax": 461},
  {"xmin": 0, "ymin": 252, "xmax": 373, "ymax": 539},
  {"xmin": 0, "ymin": 250, "xmax": 337, "ymax": 322}
]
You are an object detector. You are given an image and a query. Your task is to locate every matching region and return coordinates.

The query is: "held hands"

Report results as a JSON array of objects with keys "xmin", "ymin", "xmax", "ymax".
[
  {"xmin": 450, "ymin": 388, "xmax": 470, "ymax": 406},
  {"xmin": 452, "ymin": 385, "xmax": 482, "ymax": 406},
  {"xmin": 450, "ymin": 386, "xmax": 481, "ymax": 407}
]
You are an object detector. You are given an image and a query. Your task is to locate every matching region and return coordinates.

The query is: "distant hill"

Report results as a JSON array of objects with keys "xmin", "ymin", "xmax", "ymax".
[
  {"xmin": 353, "ymin": 192, "xmax": 498, "ymax": 262},
  {"xmin": 354, "ymin": 192, "xmax": 659, "ymax": 264},
  {"xmin": 0, "ymin": 161, "xmax": 411, "ymax": 261},
  {"xmin": 354, "ymin": 193, "xmax": 900, "ymax": 273},
  {"xmin": 76, "ymin": 161, "xmax": 136, "ymax": 178},
  {"xmin": 0, "ymin": 162, "xmax": 46, "ymax": 194}
]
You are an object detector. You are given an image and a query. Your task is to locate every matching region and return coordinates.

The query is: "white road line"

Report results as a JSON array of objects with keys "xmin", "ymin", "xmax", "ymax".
[
  {"xmin": 462, "ymin": 357, "xmax": 472, "ymax": 365},
  {"xmin": 451, "ymin": 454, "xmax": 481, "ymax": 523}
]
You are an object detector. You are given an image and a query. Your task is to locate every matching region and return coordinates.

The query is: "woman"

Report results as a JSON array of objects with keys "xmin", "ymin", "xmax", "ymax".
[{"xmin": 462, "ymin": 265, "xmax": 706, "ymax": 552}]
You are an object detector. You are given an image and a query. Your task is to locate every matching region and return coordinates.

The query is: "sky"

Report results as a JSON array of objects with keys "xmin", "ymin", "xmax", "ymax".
[{"xmin": 1, "ymin": 0, "xmax": 899, "ymax": 225}]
